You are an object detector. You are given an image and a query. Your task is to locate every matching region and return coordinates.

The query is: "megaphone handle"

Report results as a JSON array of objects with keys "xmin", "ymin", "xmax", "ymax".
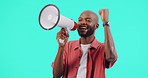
[
  {"xmin": 64, "ymin": 27, "xmax": 70, "ymax": 32},
  {"xmin": 59, "ymin": 39, "xmax": 64, "ymax": 44}
]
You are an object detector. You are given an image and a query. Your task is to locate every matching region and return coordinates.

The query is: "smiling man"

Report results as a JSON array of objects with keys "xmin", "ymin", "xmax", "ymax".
[{"xmin": 52, "ymin": 9, "xmax": 118, "ymax": 78}]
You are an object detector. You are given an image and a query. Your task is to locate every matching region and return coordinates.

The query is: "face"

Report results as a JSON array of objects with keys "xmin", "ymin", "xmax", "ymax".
[{"xmin": 77, "ymin": 11, "xmax": 98, "ymax": 38}]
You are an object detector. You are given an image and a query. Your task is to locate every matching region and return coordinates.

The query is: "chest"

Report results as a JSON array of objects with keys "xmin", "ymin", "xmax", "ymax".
[{"xmin": 67, "ymin": 48, "xmax": 104, "ymax": 69}]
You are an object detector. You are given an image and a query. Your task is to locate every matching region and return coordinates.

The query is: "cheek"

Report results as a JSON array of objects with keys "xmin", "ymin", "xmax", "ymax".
[
  {"xmin": 87, "ymin": 22, "xmax": 92, "ymax": 25},
  {"xmin": 88, "ymin": 21, "xmax": 95, "ymax": 25},
  {"xmin": 89, "ymin": 23, "xmax": 95, "ymax": 28}
]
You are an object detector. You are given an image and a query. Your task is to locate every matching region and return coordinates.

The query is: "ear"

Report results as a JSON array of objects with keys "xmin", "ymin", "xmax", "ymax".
[{"xmin": 95, "ymin": 24, "xmax": 99, "ymax": 29}]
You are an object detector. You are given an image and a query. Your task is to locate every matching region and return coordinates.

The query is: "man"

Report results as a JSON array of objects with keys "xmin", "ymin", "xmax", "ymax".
[{"xmin": 52, "ymin": 9, "xmax": 118, "ymax": 78}]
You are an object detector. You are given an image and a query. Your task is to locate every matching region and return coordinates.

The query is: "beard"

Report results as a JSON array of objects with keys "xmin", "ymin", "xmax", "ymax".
[{"xmin": 77, "ymin": 25, "xmax": 95, "ymax": 38}]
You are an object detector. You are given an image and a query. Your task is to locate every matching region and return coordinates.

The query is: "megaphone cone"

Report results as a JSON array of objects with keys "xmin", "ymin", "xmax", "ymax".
[{"xmin": 39, "ymin": 4, "xmax": 78, "ymax": 31}]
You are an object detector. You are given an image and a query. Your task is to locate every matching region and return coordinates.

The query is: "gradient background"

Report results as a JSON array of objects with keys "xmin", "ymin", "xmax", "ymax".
[{"xmin": 0, "ymin": 0, "xmax": 148, "ymax": 78}]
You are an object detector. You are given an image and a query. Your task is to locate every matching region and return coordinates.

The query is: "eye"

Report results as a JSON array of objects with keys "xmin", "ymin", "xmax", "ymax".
[
  {"xmin": 86, "ymin": 19, "xmax": 92, "ymax": 22},
  {"xmin": 78, "ymin": 19, "xmax": 82, "ymax": 22}
]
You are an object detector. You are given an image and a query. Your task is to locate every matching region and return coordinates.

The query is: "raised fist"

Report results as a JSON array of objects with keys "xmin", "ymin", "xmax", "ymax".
[{"xmin": 99, "ymin": 9, "xmax": 109, "ymax": 23}]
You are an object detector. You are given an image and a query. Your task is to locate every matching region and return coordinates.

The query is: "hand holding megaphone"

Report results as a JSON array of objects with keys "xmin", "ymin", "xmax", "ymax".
[{"xmin": 56, "ymin": 28, "xmax": 69, "ymax": 47}]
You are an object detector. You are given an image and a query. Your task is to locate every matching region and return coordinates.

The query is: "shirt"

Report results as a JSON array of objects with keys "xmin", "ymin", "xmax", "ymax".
[
  {"xmin": 76, "ymin": 44, "xmax": 91, "ymax": 78},
  {"xmin": 52, "ymin": 38, "xmax": 117, "ymax": 78}
]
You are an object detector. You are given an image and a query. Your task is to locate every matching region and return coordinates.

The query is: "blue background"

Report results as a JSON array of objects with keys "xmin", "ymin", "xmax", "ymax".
[{"xmin": 0, "ymin": 0, "xmax": 148, "ymax": 78}]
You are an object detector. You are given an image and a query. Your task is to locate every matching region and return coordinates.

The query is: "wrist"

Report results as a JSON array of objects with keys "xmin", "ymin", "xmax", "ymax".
[
  {"xmin": 103, "ymin": 21, "xmax": 110, "ymax": 27},
  {"xmin": 103, "ymin": 20, "xmax": 108, "ymax": 23},
  {"xmin": 59, "ymin": 45, "xmax": 65, "ymax": 48}
]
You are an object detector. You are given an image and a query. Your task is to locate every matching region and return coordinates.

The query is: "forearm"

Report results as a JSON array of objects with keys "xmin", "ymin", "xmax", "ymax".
[
  {"xmin": 53, "ymin": 46, "xmax": 64, "ymax": 78},
  {"xmin": 104, "ymin": 26, "xmax": 117, "ymax": 62}
]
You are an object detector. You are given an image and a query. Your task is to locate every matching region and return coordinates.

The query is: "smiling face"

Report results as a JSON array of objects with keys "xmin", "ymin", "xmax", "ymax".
[{"xmin": 77, "ymin": 10, "xmax": 99, "ymax": 38}]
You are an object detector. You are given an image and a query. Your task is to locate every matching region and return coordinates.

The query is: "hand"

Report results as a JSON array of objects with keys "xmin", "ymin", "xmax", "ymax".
[
  {"xmin": 56, "ymin": 28, "xmax": 69, "ymax": 47},
  {"xmin": 99, "ymin": 9, "xmax": 109, "ymax": 23}
]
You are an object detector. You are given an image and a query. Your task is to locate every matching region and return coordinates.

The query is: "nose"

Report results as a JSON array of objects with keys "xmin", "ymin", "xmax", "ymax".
[{"xmin": 78, "ymin": 20, "xmax": 87, "ymax": 26}]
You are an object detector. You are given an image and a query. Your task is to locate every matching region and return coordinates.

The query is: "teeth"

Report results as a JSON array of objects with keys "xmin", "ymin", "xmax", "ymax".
[
  {"xmin": 81, "ymin": 27, "xmax": 86, "ymax": 28},
  {"xmin": 80, "ymin": 26, "xmax": 87, "ymax": 29}
]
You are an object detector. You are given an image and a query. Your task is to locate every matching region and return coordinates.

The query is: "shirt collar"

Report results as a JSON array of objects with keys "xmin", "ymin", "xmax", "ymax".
[{"xmin": 73, "ymin": 37, "xmax": 102, "ymax": 50}]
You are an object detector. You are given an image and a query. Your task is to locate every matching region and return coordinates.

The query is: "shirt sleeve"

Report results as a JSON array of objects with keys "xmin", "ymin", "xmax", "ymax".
[
  {"xmin": 105, "ymin": 55, "xmax": 118, "ymax": 68},
  {"xmin": 101, "ymin": 44, "xmax": 118, "ymax": 68},
  {"xmin": 51, "ymin": 42, "xmax": 69, "ymax": 73}
]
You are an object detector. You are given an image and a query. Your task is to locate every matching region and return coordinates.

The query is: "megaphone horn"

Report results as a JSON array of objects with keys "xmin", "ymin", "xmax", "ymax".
[{"xmin": 39, "ymin": 4, "xmax": 78, "ymax": 31}]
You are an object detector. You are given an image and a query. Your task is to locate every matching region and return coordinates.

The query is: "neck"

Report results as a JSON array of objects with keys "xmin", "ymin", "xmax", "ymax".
[{"xmin": 80, "ymin": 35, "xmax": 95, "ymax": 44}]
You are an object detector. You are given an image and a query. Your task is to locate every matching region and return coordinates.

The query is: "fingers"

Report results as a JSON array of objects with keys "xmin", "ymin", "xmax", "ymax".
[
  {"xmin": 61, "ymin": 28, "xmax": 69, "ymax": 37},
  {"xmin": 99, "ymin": 10, "xmax": 102, "ymax": 15},
  {"xmin": 57, "ymin": 28, "xmax": 68, "ymax": 38},
  {"xmin": 99, "ymin": 9, "xmax": 109, "ymax": 15},
  {"xmin": 99, "ymin": 9, "xmax": 109, "ymax": 23},
  {"xmin": 56, "ymin": 28, "xmax": 69, "ymax": 46}
]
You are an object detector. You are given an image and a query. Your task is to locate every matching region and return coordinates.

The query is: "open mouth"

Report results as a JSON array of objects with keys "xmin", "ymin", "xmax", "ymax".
[{"xmin": 78, "ymin": 26, "xmax": 88, "ymax": 31}]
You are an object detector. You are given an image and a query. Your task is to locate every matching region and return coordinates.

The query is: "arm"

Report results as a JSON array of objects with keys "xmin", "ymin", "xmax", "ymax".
[
  {"xmin": 53, "ymin": 46, "xmax": 64, "ymax": 78},
  {"xmin": 99, "ymin": 9, "xmax": 117, "ymax": 62},
  {"xmin": 53, "ymin": 28, "xmax": 69, "ymax": 78},
  {"xmin": 104, "ymin": 26, "xmax": 117, "ymax": 62}
]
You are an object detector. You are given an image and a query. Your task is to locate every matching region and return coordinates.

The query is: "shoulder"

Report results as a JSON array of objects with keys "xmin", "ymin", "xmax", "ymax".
[
  {"xmin": 68, "ymin": 40, "xmax": 79, "ymax": 44},
  {"xmin": 64, "ymin": 40, "xmax": 79, "ymax": 49},
  {"xmin": 98, "ymin": 41, "xmax": 104, "ymax": 49},
  {"xmin": 91, "ymin": 38, "xmax": 104, "ymax": 49}
]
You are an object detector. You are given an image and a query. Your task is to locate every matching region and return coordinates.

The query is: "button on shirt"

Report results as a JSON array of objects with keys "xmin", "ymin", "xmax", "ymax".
[{"xmin": 52, "ymin": 38, "xmax": 117, "ymax": 78}]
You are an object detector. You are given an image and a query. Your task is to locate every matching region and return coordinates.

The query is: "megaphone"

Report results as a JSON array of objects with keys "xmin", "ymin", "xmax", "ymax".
[{"xmin": 39, "ymin": 4, "xmax": 78, "ymax": 31}]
